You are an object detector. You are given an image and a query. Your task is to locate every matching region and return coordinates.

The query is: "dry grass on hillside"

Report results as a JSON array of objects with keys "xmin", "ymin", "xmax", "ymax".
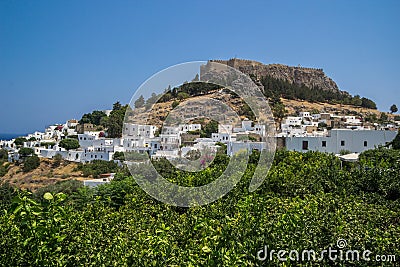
[
  {"xmin": 281, "ymin": 98, "xmax": 395, "ymax": 119},
  {"xmin": 1, "ymin": 158, "xmax": 83, "ymax": 191}
]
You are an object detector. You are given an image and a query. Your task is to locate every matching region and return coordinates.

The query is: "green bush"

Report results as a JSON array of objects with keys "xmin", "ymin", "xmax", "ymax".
[
  {"xmin": 40, "ymin": 142, "xmax": 56, "ymax": 148},
  {"xmin": 0, "ymin": 149, "xmax": 8, "ymax": 161},
  {"xmin": 19, "ymin": 147, "xmax": 34, "ymax": 157},
  {"xmin": 14, "ymin": 137, "xmax": 27, "ymax": 147},
  {"xmin": 76, "ymin": 160, "xmax": 120, "ymax": 178},
  {"xmin": 113, "ymin": 151, "xmax": 125, "ymax": 161},
  {"xmin": 22, "ymin": 155, "xmax": 40, "ymax": 172},
  {"xmin": 0, "ymin": 149, "xmax": 399, "ymax": 266},
  {"xmin": 59, "ymin": 138, "xmax": 80, "ymax": 150}
]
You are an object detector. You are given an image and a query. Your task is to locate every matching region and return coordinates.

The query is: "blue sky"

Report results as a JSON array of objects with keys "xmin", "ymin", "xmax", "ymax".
[{"xmin": 1, "ymin": 0, "xmax": 399, "ymax": 134}]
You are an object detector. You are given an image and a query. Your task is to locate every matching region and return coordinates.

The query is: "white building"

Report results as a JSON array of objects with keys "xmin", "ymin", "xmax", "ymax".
[
  {"xmin": 83, "ymin": 173, "xmax": 115, "ymax": 188},
  {"xmin": 123, "ymin": 123, "xmax": 158, "ymax": 138},
  {"xmin": 299, "ymin": 112, "xmax": 312, "ymax": 118},
  {"xmin": 218, "ymin": 124, "xmax": 233, "ymax": 134},
  {"xmin": 179, "ymin": 124, "xmax": 201, "ymax": 133},
  {"xmin": 123, "ymin": 137, "xmax": 160, "ymax": 155},
  {"xmin": 212, "ymin": 133, "xmax": 233, "ymax": 143},
  {"xmin": 227, "ymin": 141, "xmax": 267, "ymax": 156},
  {"xmin": 285, "ymin": 129, "xmax": 397, "ymax": 154},
  {"xmin": 284, "ymin": 117, "xmax": 303, "ymax": 127}
]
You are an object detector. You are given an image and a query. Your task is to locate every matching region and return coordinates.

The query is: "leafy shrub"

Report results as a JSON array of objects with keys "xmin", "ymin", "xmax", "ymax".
[
  {"xmin": 113, "ymin": 151, "xmax": 125, "ymax": 161},
  {"xmin": 22, "ymin": 155, "xmax": 40, "ymax": 172},
  {"xmin": 76, "ymin": 160, "xmax": 120, "ymax": 178},
  {"xmin": 33, "ymin": 180, "xmax": 83, "ymax": 201},
  {"xmin": 171, "ymin": 100, "xmax": 179, "ymax": 109},
  {"xmin": 0, "ymin": 148, "xmax": 399, "ymax": 266},
  {"xmin": 52, "ymin": 154, "xmax": 63, "ymax": 167},
  {"xmin": 18, "ymin": 147, "xmax": 34, "ymax": 157},
  {"xmin": 0, "ymin": 149, "xmax": 8, "ymax": 161},
  {"xmin": 40, "ymin": 142, "xmax": 56, "ymax": 148},
  {"xmin": 14, "ymin": 137, "xmax": 27, "ymax": 147},
  {"xmin": 59, "ymin": 138, "xmax": 80, "ymax": 150}
]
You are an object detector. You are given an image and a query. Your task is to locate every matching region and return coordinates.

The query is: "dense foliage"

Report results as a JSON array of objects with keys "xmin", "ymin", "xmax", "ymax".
[
  {"xmin": 22, "ymin": 155, "xmax": 40, "ymax": 172},
  {"xmin": 14, "ymin": 137, "xmax": 27, "ymax": 147},
  {"xmin": 0, "ymin": 149, "xmax": 10, "ymax": 177},
  {"xmin": 106, "ymin": 102, "xmax": 128, "ymax": 138},
  {"xmin": 390, "ymin": 104, "xmax": 398, "ymax": 114},
  {"xmin": 75, "ymin": 160, "xmax": 122, "ymax": 178},
  {"xmin": 19, "ymin": 147, "xmax": 35, "ymax": 157},
  {"xmin": 79, "ymin": 110, "xmax": 108, "ymax": 126},
  {"xmin": 261, "ymin": 75, "xmax": 377, "ymax": 108},
  {"xmin": 389, "ymin": 130, "xmax": 400, "ymax": 150},
  {"xmin": 59, "ymin": 138, "xmax": 80, "ymax": 151},
  {"xmin": 0, "ymin": 148, "xmax": 399, "ymax": 266}
]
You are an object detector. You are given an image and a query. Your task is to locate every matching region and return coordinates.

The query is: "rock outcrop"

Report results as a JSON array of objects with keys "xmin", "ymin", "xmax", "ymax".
[{"xmin": 209, "ymin": 58, "xmax": 344, "ymax": 94}]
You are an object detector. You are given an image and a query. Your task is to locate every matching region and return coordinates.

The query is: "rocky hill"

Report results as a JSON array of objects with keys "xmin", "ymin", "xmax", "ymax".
[{"xmin": 210, "ymin": 58, "xmax": 346, "ymax": 95}]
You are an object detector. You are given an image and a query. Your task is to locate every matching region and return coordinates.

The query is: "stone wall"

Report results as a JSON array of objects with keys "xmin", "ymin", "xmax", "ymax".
[{"xmin": 208, "ymin": 58, "xmax": 342, "ymax": 93}]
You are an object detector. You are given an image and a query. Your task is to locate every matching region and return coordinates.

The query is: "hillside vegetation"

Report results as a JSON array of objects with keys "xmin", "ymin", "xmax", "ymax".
[{"xmin": 0, "ymin": 148, "xmax": 399, "ymax": 266}]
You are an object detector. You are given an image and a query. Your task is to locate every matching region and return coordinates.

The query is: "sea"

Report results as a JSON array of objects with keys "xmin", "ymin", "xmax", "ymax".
[{"xmin": 0, "ymin": 133, "xmax": 26, "ymax": 141}]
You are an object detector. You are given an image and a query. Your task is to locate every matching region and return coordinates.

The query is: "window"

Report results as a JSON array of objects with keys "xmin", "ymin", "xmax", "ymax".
[
  {"xmin": 322, "ymin": 141, "xmax": 327, "ymax": 147},
  {"xmin": 364, "ymin": 141, "xmax": 368, "ymax": 147},
  {"xmin": 302, "ymin": 141, "xmax": 309, "ymax": 150},
  {"xmin": 341, "ymin": 140, "xmax": 345, "ymax": 146}
]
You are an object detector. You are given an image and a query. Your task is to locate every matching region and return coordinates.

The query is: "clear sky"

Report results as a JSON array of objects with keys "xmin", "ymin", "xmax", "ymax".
[{"xmin": 1, "ymin": 0, "xmax": 399, "ymax": 134}]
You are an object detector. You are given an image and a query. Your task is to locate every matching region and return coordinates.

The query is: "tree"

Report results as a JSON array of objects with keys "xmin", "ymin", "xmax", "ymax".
[
  {"xmin": 390, "ymin": 104, "xmax": 398, "ymax": 114},
  {"xmin": 380, "ymin": 112, "xmax": 388, "ymax": 122},
  {"xmin": 0, "ymin": 149, "xmax": 8, "ymax": 161},
  {"xmin": 113, "ymin": 151, "xmax": 125, "ymax": 161},
  {"xmin": 272, "ymin": 103, "xmax": 287, "ymax": 124},
  {"xmin": 59, "ymin": 138, "xmax": 80, "ymax": 151},
  {"xmin": 22, "ymin": 155, "xmax": 40, "ymax": 172},
  {"xmin": 146, "ymin": 93, "xmax": 159, "ymax": 106},
  {"xmin": 171, "ymin": 100, "xmax": 179, "ymax": 109},
  {"xmin": 106, "ymin": 103, "xmax": 128, "ymax": 138},
  {"xmin": 113, "ymin": 101, "xmax": 122, "ymax": 111},
  {"xmin": 134, "ymin": 95, "xmax": 145, "ymax": 108},
  {"xmin": 177, "ymin": 92, "xmax": 189, "ymax": 100},
  {"xmin": 79, "ymin": 110, "xmax": 107, "ymax": 125},
  {"xmin": 192, "ymin": 73, "xmax": 199, "ymax": 82},
  {"xmin": 361, "ymin": 97, "xmax": 377, "ymax": 109},
  {"xmin": 14, "ymin": 137, "xmax": 27, "ymax": 147},
  {"xmin": 52, "ymin": 154, "xmax": 63, "ymax": 167},
  {"xmin": 201, "ymin": 120, "xmax": 218, "ymax": 138},
  {"xmin": 351, "ymin": 95, "xmax": 362, "ymax": 106},
  {"xmin": 91, "ymin": 111, "xmax": 107, "ymax": 125},
  {"xmin": 19, "ymin": 147, "xmax": 34, "ymax": 157},
  {"xmin": 391, "ymin": 130, "xmax": 400, "ymax": 149}
]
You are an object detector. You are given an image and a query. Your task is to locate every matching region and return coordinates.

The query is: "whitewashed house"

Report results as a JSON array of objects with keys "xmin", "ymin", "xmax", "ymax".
[
  {"xmin": 285, "ymin": 129, "xmax": 397, "ymax": 154},
  {"xmin": 179, "ymin": 124, "xmax": 201, "ymax": 133},
  {"xmin": 124, "ymin": 123, "xmax": 158, "ymax": 138},
  {"xmin": 227, "ymin": 141, "xmax": 267, "ymax": 156}
]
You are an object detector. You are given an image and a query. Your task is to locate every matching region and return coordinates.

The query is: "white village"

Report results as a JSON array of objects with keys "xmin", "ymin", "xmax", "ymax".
[{"xmin": 1, "ymin": 108, "xmax": 398, "ymax": 187}]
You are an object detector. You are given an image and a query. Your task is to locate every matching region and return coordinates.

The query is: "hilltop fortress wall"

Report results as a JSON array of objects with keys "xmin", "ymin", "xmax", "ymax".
[{"xmin": 206, "ymin": 58, "xmax": 339, "ymax": 93}]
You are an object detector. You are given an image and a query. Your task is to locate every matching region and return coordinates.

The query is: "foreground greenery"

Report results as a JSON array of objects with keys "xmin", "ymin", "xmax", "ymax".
[{"xmin": 0, "ymin": 148, "xmax": 399, "ymax": 266}]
